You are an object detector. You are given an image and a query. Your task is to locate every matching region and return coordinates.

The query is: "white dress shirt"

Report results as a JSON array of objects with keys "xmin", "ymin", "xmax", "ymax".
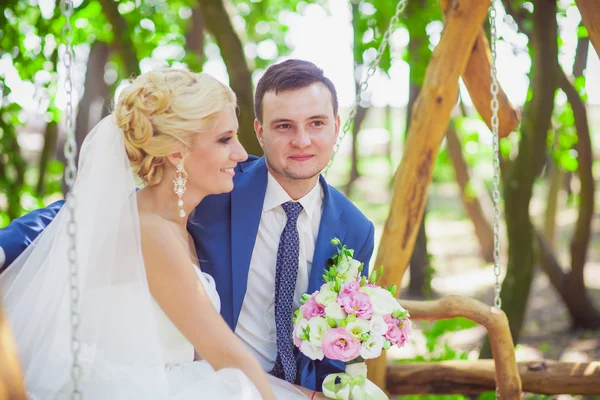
[{"xmin": 235, "ymin": 172, "xmax": 324, "ymax": 371}]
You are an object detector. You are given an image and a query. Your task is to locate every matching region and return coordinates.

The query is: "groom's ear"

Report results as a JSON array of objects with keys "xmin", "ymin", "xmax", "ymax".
[
  {"xmin": 334, "ymin": 114, "xmax": 341, "ymax": 142},
  {"xmin": 254, "ymin": 119, "xmax": 264, "ymax": 148}
]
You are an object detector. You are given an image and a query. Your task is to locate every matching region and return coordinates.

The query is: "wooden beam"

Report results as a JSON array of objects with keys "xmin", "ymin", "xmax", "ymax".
[
  {"xmin": 371, "ymin": 1, "xmax": 493, "ymax": 389},
  {"xmin": 461, "ymin": 31, "xmax": 520, "ymax": 138},
  {"xmin": 398, "ymin": 296, "xmax": 522, "ymax": 399},
  {"xmin": 0, "ymin": 303, "xmax": 26, "ymax": 400},
  {"xmin": 575, "ymin": 0, "xmax": 600, "ymax": 57},
  {"xmin": 387, "ymin": 360, "xmax": 600, "ymax": 395},
  {"xmin": 375, "ymin": 0, "xmax": 491, "ymax": 310},
  {"xmin": 440, "ymin": 0, "xmax": 520, "ymax": 138}
]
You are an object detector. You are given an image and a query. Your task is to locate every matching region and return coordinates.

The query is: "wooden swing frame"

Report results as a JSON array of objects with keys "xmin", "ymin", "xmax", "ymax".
[
  {"xmin": 366, "ymin": 0, "xmax": 600, "ymax": 398},
  {"xmin": 2, "ymin": 0, "xmax": 600, "ymax": 399}
]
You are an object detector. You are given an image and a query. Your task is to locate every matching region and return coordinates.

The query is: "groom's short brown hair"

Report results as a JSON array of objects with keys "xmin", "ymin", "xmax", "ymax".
[{"xmin": 254, "ymin": 59, "xmax": 339, "ymax": 123}]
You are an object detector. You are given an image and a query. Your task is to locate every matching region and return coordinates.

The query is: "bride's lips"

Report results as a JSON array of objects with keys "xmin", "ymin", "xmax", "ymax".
[
  {"xmin": 289, "ymin": 154, "xmax": 314, "ymax": 162},
  {"xmin": 221, "ymin": 167, "xmax": 235, "ymax": 177}
]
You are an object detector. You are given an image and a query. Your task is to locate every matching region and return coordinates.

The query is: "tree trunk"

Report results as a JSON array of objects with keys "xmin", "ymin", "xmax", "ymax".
[
  {"xmin": 36, "ymin": 121, "xmax": 58, "ymax": 196},
  {"xmin": 98, "ymin": 0, "xmax": 140, "ymax": 76},
  {"xmin": 482, "ymin": 0, "xmax": 558, "ymax": 358},
  {"xmin": 36, "ymin": 49, "xmax": 59, "ymax": 196},
  {"xmin": 574, "ymin": 0, "xmax": 600, "ymax": 57},
  {"xmin": 407, "ymin": 213, "xmax": 431, "ymax": 298},
  {"xmin": 185, "ymin": 5, "xmax": 205, "ymax": 70},
  {"xmin": 403, "ymin": 0, "xmax": 432, "ymax": 300},
  {"xmin": 543, "ymin": 157, "xmax": 563, "ymax": 248},
  {"xmin": 557, "ymin": 70, "xmax": 600, "ymax": 329},
  {"xmin": 75, "ymin": 42, "xmax": 111, "ymax": 158},
  {"xmin": 368, "ymin": 0, "xmax": 491, "ymax": 388},
  {"xmin": 385, "ymin": 105, "xmax": 394, "ymax": 173},
  {"xmin": 345, "ymin": 0, "xmax": 369, "ymax": 196},
  {"xmin": 198, "ymin": 0, "xmax": 260, "ymax": 156},
  {"xmin": 446, "ymin": 121, "xmax": 494, "ymax": 262},
  {"xmin": 345, "ymin": 105, "xmax": 367, "ymax": 196}
]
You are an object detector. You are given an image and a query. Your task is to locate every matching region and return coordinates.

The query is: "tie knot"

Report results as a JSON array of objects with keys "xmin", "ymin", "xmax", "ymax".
[{"xmin": 281, "ymin": 201, "xmax": 303, "ymax": 221}]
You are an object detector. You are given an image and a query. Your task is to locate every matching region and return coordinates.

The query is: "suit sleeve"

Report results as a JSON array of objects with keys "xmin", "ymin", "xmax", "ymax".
[{"xmin": 0, "ymin": 200, "xmax": 64, "ymax": 272}]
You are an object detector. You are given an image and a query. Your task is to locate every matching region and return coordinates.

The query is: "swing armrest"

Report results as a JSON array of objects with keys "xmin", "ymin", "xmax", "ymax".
[{"xmin": 397, "ymin": 295, "xmax": 522, "ymax": 400}]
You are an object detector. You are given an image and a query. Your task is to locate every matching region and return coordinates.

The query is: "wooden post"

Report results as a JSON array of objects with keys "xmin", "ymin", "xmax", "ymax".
[
  {"xmin": 394, "ymin": 296, "xmax": 522, "ymax": 399},
  {"xmin": 440, "ymin": 0, "xmax": 521, "ymax": 138},
  {"xmin": 574, "ymin": 0, "xmax": 600, "ymax": 57},
  {"xmin": 367, "ymin": 0, "xmax": 491, "ymax": 389},
  {"xmin": 461, "ymin": 31, "xmax": 520, "ymax": 138},
  {"xmin": 387, "ymin": 360, "xmax": 600, "ymax": 395},
  {"xmin": 0, "ymin": 303, "xmax": 26, "ymax": 400}
]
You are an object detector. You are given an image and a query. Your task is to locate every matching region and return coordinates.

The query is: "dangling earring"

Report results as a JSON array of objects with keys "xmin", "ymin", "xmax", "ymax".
[{"xmin": 173, "ymin": 162, "xmax": 187, "ymax": 218}]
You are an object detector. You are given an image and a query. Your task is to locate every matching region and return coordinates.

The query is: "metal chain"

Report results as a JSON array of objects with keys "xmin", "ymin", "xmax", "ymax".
[
  {"xmin": 489, "ymin": 3, "xmax": 503, "ymax": 398},
  {"xmin": 489, "ymin": 1, "xmax": 502, "ymax": 311},
  {"xmin": 60, "ymin": 0, "xmax": 82, "ymax": 398},
  {"xmin": 323, "ymin": 0, "xmax": 408, "ymax": 176}
]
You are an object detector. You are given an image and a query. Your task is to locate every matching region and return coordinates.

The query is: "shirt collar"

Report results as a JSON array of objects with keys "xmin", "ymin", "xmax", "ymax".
[{"xmin": 263, "ymin": 172, "xmax": 323, "ymax": 221}]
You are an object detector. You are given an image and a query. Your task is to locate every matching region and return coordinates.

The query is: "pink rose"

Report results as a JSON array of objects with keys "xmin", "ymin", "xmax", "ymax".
[
  {"xmin": 321, "ymin": 328, "xmax": 361, "ymax": 362},
  {"xmin": 340, "ymin": 281, "xmax": 360, "ymax": 295},
  {"xmin": 383, "ymin": 315, "xmax": 399, "ymax": 329},
  {"xmin": 383, "ymin": 316, "xmax": 410, "ymax": 347},
  {"xmin": 301, "ymin": 295, "xmax": 325, "ymax": 319},
  {"xmin": 338, "ymin": 290, "xmax": 372, "ymax": 319}
]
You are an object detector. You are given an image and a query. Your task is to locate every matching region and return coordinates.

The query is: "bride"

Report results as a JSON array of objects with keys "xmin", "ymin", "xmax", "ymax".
[{"xmin": 0, "ymin": 68, "xmax": 308, "ymax": 399}]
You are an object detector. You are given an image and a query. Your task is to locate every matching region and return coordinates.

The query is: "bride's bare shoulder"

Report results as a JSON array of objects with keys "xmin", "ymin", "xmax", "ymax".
[{"xmin": 138, "ymin": 212, "xmax": 183, "ymax": 245}]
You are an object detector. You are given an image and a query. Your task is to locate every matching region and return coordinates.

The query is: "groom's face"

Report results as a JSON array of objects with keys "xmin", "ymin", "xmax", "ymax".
[{"xmin": 255, "ymin": 82, "xmax": 340, "ymax": 185}]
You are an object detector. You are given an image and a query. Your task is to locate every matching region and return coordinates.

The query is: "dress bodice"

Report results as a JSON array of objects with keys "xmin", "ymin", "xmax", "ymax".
[{"xmin": 152, "ymin": 267, "xmax": 221, "ymax": 365}]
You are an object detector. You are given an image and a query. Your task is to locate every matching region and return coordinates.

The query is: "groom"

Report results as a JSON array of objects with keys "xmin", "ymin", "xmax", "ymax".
[{"xmin": 0, "ymin": 59, "xmax": 375, "ymax": 397}]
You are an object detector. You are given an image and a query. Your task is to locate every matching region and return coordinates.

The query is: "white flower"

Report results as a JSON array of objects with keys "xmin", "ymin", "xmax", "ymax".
[
  {"xmin": 294, "ymin": 318, "xmax": 309, "ymax": 340},
  {"xmin": 359, "ymin": 333, "xmax": 385, "ymax": 359},
  {"xmin": 370, "ymin": 287, "xmax": 402, "ymax": 317},
  {"xmin": 325, "ymin": 302, "xmax": 347, "ymax": 320},
  {"xmin": 337, "ymin": 257, "xmax": 362, "ymax": 280},
  {"xmin": 346, "ymin": 259, "xmax": 362, "ymax": 279},
  {"xmin": 337, "ymin": 256, "xmax": 352, "ymax": 274},
  {"xmin": 300, "ymin": 340, "xmax": 325, "ymax": 360},
  {"xmin": 369, "ymin": 315, "xmax": 388, "ymax": 336},
  {"xmin": 315, "ymin": 283, "xmax": 338, "ymax": 306},
  {"xmin": 359, "ymin": 285, "xmax": 376, "ymax": 296},
  {"xmin": 346, "ymin": 318, "xmax": 370, "ymax": 341},
  {"xmin": 308, "ymin": 317, "xmax": 331, "ymax": 346}
]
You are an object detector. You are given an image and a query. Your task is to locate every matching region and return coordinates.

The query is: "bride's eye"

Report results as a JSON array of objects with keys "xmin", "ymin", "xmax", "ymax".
[{"xmin": 219, "ymin": 136, "xmax": 233, "ymax": 144}]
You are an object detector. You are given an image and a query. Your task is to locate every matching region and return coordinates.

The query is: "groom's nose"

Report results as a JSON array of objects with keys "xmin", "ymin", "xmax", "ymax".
[{"xmin": 291, "ymin": 127, "xmax": 311, "ymax": 148}]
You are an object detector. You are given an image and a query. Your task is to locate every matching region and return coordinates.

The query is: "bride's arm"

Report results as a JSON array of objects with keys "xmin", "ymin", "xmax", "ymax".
[{"xmin": 140, "ymin": 217, "xmax": 276, "ymax": 400}]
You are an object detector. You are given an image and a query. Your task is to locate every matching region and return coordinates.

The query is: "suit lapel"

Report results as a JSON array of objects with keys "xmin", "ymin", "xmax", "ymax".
[
  {"xmin": 230, "ymin": 157, "xmax": 268, "ymax": 328},
  {"xmin": 309, "ymin": 176, "xmax": 347, "ymax": 293}
]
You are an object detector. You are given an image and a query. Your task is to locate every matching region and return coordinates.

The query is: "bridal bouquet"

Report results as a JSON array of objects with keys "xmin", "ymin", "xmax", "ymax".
[{"xmin": 293, "ymin": 238, "xmax": 410, "ymax": 400}]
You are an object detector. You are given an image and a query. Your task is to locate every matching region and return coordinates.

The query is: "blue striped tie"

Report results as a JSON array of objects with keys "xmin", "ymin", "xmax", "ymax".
[{"xmin": 270, "ymin": 201, "xmax": 303, "ymax": 383}]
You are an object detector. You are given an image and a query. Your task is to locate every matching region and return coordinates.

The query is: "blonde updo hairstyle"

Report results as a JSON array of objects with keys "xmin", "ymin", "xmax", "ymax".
[{"xmin": 114, "ymin": 68, "xmax": 237, "ymax": 186}]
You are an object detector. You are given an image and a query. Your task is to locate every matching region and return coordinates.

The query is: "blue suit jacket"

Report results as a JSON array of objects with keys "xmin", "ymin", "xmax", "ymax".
[{"xmin": 0, "ymin": 156, "xmax": 375, "ymax": 391}]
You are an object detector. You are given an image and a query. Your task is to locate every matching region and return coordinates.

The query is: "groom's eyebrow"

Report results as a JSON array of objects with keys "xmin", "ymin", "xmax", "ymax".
[
  {"xmin": 271, "ymin": 118, "xmax": 294, "ymax": 125},
  {"xmin": 307, "ymin": 115, "xmax": 329, "ymax": 121}
]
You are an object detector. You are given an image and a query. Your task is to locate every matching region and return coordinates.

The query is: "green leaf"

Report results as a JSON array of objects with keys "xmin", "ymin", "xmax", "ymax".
[
  {"xmin": 559, "ymin": 150, "xmax": 579, "ymax": 172},
  {"xmin": 577, "ymin": 25, "xmax": 588, "ymax": 39}
]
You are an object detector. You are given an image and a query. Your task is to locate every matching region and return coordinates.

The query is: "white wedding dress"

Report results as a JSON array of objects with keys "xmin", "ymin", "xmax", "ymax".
[{"xmin": 0, "ymin": 116, "xmax": 308, "ymax": 399}]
